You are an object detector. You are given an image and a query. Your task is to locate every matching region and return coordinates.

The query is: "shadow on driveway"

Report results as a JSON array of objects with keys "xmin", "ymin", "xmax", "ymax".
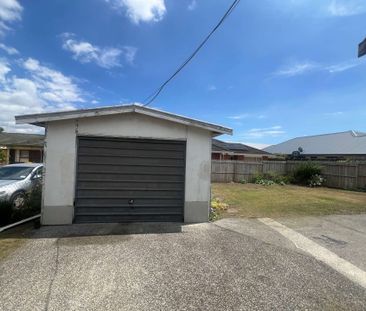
[{"xmin": 1, "ymin": 222, "xmax": 183, "ymax": 240}]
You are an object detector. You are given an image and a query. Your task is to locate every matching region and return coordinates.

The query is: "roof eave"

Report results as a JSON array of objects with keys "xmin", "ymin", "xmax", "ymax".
[{"xmin": 15, "ymin": 105, "xmax": 232, "ymax": 136}]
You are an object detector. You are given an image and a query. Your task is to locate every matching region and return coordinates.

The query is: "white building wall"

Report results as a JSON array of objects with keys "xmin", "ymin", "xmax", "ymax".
[
  {"xmin": 42, "ymin": 113, "xmax": 212, "ymax": 225},
  {"xmin": 42, "ymin": 119, "xmax": 77, "ymax": 224},
  {"xmin": 184, "ymin": 127, "xmax": 211, "ymax": 222}
]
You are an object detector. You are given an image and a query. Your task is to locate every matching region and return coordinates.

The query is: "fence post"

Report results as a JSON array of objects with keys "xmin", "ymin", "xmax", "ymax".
[{"xmin": 234, "ymin": 160, "xmax": 237, "ymax": 182}]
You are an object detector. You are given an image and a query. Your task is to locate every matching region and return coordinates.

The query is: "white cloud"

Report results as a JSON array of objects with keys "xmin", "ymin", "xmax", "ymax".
[
  {"xmin": 188, "ymin": 0, "xmax": 197, "ymax": 11},
  {"xmin": 0, "ymin": 59, "xmax": 10, "ymax": 81},
  {"xmin": 208, "ymin": 85, "xmax": 217, "ymax": 91},
  {"xmin": 0, "ymin": 0, "xmax": 22, "ymax": 35},
  {"xmin": 228, "ymin": 114, "xmax": 249, "ymax": 120},
  {"xmin": 272, "ymin": 0, "xmax": 366, "ymax": 18},
  {"xmin": 274, "ymin": 61, "xmax": 317, "ymax": 77},
  {"xmin": 324, "ymin": 111, "xmax": 344, "ymax": 117},
  {"xmin": 326, "ymin": 59, "xmax": 361, "ymax": 73},
  {"xmin": 274, "ymin": 58, "xmax": 365, "ymax": 77},
  {"xmin": 243, "ymin": 126, "xmax": 285, "ymax": 138},
  {"xmin": 23, "ymin": 58, "xmax": 84, "ymax": 103},
  {"xmin": 327, "ymin": 0, "xmax": 366, "ymax": 16},
  {"xmin": 0, "ymin": 58, "xmax": 85, "ymax": 132},
  {"xmin": 105, "ymin": 0, "xmax": 166, "ymax": 24},
  {"xmin": 0, "ymin": 43, "xmax": 18, "ymax": 55},
  {"xmin": 61, "ymin": 33, "xmax": 137, "ymax": 69},
  {"xmin": 228, "ymin": 113, "xmax": 267, "ymax": 120},
  {"xmin": 123, "ymin": 46, "xmax": 138, "ymax": 65}
]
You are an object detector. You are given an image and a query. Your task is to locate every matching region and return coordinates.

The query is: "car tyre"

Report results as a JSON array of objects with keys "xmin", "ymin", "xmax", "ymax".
[{"xmin": 11, "ymin": 192, "xmax": 26, "ymax": 210}]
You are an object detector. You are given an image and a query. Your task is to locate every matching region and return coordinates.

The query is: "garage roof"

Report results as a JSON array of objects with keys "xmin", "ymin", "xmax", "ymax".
[{"xmin": 15, "ymin": 104, "xmax": 232, "ymax": 136}]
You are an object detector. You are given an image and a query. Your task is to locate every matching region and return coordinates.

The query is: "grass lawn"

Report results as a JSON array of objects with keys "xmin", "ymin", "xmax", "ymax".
[
  {"xmin": 212, "ymin": 183, "xmax": 366, "ymax": 218},
  {"xmin": 0, "ymin": 223, "xmax": 33, "ymax": 261}
]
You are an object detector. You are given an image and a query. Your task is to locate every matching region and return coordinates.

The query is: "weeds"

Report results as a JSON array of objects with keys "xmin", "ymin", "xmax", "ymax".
[{"xmin": 210, "ymin": 197, "xmax": 229, "ymax": 221}]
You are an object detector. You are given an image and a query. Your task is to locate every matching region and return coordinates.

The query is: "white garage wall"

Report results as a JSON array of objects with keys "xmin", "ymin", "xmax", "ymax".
[
  {"xmin": 42, "ymin": 119, "xmax": 77, "ymax": 224},
  {"xmin": 42, "ymin": 112, "xmax": 212, "ymax": 224},
  {"xmin": 77, "ymin": 113, "xmax": 187, "ymax": 140},
  {"xmin": 184, "ymin": 127, "xmax": 212, "ymax": 222}
]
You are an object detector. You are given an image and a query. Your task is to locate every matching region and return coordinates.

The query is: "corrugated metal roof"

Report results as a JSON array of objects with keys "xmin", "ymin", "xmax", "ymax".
[
  {"xmin": 212, "ymin": 139, "xmax": 270, "ymax": 155},
  {"xmin": 0, "ymin": 132, "xmax": 44, "ymax": 147},
  {"xmin": 264, "ymin": 131, "xmax": 366, "ymax": 155}
]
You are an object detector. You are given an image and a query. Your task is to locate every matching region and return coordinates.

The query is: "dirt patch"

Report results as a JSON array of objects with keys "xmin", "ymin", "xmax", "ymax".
[{"xmin": 0, "ymin": 223, "xmax": 34, "ymax": 261}]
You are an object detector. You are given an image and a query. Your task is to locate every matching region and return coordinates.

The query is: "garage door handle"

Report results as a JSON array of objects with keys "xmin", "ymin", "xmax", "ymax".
[{"xmin": 128, "ymin": 199, "xmax": 134, "ymax": 206}]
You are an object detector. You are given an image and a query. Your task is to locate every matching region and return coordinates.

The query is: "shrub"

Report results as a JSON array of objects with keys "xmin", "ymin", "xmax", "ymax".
[
  {"xmin": 308, "ymin": 174, "xmax": 325, "ymax": 187},
  {"xmin": 254, "ymin": 177, "xmax": 275, "ymax": 186},
  {"xmin": 292, "ymin": 163, "xmax": 323, "ymax": 186},
  {"xmin": 251, "ymin": 172, "xmax": 291, "ymax": 186},
  {"xmin": 210, "ymin": 197, "xmax": 229, "ymax": 221},
  {"xmin": 0, "ymin": 149, "xmax": 6, "ymax": 163}
]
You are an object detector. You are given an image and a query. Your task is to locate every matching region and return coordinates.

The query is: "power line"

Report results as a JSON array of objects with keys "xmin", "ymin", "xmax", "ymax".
[{"xmin": 143, "ymin": 0, "xmax": 241, "ymax": 106}]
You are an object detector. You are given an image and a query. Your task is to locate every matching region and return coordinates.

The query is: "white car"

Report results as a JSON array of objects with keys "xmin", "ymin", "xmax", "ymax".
[{"xmin": 0, "ymin": 163, "xmax": 43, "ymax": 209}]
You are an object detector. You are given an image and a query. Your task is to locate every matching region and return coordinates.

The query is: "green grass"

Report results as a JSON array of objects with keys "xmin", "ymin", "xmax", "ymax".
[{"xmin": 212, "ymin": 183, "xmax": 366, "ymax": 219}]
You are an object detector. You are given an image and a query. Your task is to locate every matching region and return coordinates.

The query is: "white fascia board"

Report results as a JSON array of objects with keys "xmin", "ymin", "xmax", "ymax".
[{"xmin": 15, "ymin": 104, "xmax": 232, "ymax": 135}]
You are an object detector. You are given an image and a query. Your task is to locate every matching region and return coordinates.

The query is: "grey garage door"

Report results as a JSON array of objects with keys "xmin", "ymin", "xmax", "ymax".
[{"xmin": 74, "ymin": 136, "xmax": 186, "ymax": 223}]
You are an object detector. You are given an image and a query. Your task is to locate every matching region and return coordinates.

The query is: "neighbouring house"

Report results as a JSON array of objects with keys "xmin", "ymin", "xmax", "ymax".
[
  {"xmin": 264, "ymin": 130, "xmax": 366, "ymax": 161},
  {"xmin": 0, "ymin": 132, "xmax": 44, "ymax": 165},
  {"xmin": 16, "ymin": 104, "xmax": 232, "ymax": 225},
  {"xmin": 212, "ymin": 139, "xmax": 271, "ymax": 162}
]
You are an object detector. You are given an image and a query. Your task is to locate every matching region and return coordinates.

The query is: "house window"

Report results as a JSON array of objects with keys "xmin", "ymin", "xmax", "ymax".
[{"xmin": 19, "ymin": 150, "xmax": 30, "ymax": 163}]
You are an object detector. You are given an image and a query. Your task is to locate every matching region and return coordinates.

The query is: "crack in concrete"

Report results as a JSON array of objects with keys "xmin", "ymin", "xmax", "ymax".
[{"xmin": 44, "ymin": 238, "xmax": 60, "ymax": 311}]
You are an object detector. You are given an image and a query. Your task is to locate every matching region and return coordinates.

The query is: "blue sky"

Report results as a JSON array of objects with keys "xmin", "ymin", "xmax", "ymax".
[{"xmin": 0, "ymin": 0, "xmax": 365, "ymax": 148}]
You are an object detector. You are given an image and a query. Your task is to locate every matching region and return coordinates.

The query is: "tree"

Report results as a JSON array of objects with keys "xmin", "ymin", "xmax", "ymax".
[
  {"xmin": 0, "ymin": 149, "xmax": 6, "ymax": 163},
  {"xmin": 0, "ymin": 128, "xmax": 5, "ymax": 163}
]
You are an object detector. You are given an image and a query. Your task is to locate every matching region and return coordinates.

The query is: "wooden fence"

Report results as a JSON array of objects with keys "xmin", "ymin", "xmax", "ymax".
[{"xmin": 211, "ymin": 160, "xmax": 366, "ymax": 190}]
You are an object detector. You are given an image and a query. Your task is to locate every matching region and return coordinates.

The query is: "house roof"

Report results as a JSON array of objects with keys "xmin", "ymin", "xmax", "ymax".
[
  {"xmin": 15, "ymin": 104, "xmax": 232, "ymax": 136},
  {"xmin": 264, "ymin": 130, "xmax": 366, "ymax": 155},
  {"xmin": 0, "ymin": 132, "xmax": 44, "ymax": 148},
  {"xmin": 212, "ymin": 139, "xmax": 270, "ymax": 155}
]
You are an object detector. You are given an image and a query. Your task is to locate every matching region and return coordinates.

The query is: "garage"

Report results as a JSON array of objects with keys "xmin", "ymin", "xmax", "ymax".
[
  {"xmin": 15, "ymin": 104, "xmax": 232, "ymax": 225},
  {"xmin": 75, "ymin": 136, "xmax": 186, "ymax": 223}
]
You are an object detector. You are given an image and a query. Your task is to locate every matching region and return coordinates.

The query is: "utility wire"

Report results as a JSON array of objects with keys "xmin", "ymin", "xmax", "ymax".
[{"xmin": 143, "ymin": 0, "xmax": 241, "ymax": 106}]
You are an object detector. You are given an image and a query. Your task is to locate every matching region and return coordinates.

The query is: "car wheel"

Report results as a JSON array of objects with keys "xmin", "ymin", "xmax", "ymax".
[{"xmin": 11, "ymin": 192, "xmax": 26, "ymax": 210}]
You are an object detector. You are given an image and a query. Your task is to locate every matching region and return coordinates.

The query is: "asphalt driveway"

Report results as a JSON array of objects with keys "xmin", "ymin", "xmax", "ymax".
[{"xmin": 1, "ymin": 221, "xmax": 366, "ymax": 311}]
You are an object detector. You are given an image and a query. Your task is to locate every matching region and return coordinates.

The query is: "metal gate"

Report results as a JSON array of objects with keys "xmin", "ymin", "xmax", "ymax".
[{"xmin": 74, "ymin": 136, "xmax": 185, "ymax": 223}]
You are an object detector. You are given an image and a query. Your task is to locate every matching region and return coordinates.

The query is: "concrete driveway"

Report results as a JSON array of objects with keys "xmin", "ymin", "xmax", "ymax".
[
  {"xmin": 217, "ymin": 214, "xmax": 366, "ymax": 271},
  {"xmin": 1, "ymin": 220, "xmax": 366, "ymax": 311}
]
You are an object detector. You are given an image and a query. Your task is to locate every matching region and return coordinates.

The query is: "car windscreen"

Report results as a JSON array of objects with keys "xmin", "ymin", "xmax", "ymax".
[{"xmin": 0, "ymin": 166, "xmax": 34, "ymax": 180}]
